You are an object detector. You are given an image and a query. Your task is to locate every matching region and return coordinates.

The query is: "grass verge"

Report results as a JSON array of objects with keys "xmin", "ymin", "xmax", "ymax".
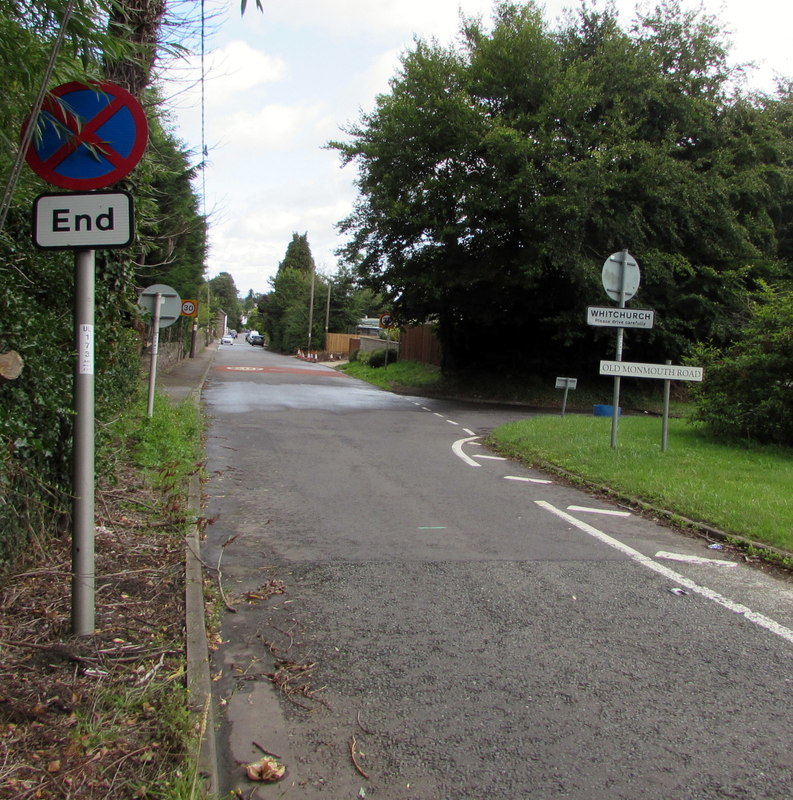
[
  {"xmin": 489, "ymin": 414, "xmax": 793, "ymax": 554},
  {"xmin": 339, "ymin": 359, "xmax": 441, "ymax": 390},
  {"xmin": 0, "ymin": 389, "xmax": 206, "ymax": 800}
]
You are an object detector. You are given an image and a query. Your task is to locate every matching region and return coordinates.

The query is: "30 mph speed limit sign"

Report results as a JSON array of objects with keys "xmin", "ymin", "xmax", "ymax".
[{"xmin": 180, "ymin": 299, "xmax": 198, "ymax": 317}]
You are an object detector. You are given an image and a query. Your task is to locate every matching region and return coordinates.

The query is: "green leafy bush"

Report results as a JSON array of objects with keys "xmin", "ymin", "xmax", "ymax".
[
  {"xmin": 367, "ymin": 349, "xmax": 397, "ymax": 368},
  {"xmin": 689, "ymin": 285, "xmax": 793, "ymax": 445}
]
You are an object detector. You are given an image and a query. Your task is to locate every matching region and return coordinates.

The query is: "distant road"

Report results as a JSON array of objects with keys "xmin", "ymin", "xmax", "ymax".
[{"xmin": 202, "ymin": 344, "xmax": 793, "ymax": 799}]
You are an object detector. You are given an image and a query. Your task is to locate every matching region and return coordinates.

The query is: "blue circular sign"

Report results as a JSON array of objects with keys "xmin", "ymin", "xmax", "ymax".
[{"xmin": 24, "ymin": 81, "xmax": 148, "ymax": 190}]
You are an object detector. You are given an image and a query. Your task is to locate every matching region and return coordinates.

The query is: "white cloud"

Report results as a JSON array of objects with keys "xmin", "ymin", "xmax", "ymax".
[{"xmin": 214, "ymin": 103, "xmax": 330, "ymax": 151}]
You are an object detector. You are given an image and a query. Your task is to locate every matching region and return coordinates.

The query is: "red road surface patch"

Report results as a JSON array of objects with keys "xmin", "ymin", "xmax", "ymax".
[{"xmin": 215, "ymin": 365, "xmax": 348, "ymax": 376}]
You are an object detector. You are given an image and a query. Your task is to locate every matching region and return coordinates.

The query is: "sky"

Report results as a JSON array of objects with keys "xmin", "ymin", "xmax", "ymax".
[{"xmin": 159, "ymin": 0, "xmax": 793, "ymax": 298}]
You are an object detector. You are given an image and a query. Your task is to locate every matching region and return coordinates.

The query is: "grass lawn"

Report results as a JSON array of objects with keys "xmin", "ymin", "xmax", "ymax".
[{"xmin": 489, "ymin": 414, "xmax": 793, "ymax": 553}]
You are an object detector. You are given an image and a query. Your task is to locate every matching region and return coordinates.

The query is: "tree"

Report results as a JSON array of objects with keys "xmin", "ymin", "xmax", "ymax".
[
  {"xmin": 689, "ymin": 284, "xmax": 793, "ymax": 445},
  {"xmin": 262, "ymin": 233, "xmax": 318, "ymax": 352},
  {"xmin": 332, "ymin": 1, "xmax": 793, "ymax": 374},
  {"xmin": 209, "ymin": 272, "xmax": 241, "ymax": 328}
]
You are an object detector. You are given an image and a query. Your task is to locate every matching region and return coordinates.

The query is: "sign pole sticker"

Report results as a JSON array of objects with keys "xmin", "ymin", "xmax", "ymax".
[{"xmin": 24, "ymin": 81, "xmax": 148, "ymax": 190}]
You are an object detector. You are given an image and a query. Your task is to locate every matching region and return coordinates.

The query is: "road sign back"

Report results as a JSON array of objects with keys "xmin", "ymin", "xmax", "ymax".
[{"xmin": 24, "ymin": 81, "xmax": 148, "ymax": 191}]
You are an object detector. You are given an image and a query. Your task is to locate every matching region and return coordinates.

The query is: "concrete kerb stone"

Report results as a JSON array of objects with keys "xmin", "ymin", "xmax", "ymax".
[{"xmin": 176, "ymin": 348, "xmax": 219, "ymax": 797}]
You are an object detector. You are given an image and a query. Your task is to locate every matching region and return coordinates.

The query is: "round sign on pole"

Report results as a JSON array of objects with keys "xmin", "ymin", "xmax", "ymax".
[
  {"xmin": 180, "ymin": 299, "xmax": 198, "ymax": 318},
  {"xmin": 24, "ymin": 81, "xmax": 148, "ymax": 191},
  {"xmin": 601, "ymin": 251, "xmax": 640, "ymax": 303},
  {"xmin": 138, "ymin": 284, "xmax": 182, "ymax": 328}
]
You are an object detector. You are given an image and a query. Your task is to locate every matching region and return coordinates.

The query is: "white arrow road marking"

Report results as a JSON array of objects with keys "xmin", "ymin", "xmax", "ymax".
[
  {"xmin": 452, "ymin": 435, "xmax": 482, "ymax": 467},
  {"xmin": 505, "ymin": 475, "xmax": 553, "ymax": 484},
  {"xmin": 655, "ymin": 551, "xmax": 737, "ymax": 568},
  {"xmin": 567, "ymin": 505, "xmax": 632, "ymax": 517},
  {"xmin": 536, "ymin": 500, "xmax": 793, "ymax": 646}
]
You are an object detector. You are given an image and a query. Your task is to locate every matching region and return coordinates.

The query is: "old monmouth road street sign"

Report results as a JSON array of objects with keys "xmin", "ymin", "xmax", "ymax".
[
  {"xmin": 33, "ymin": 191, "xmax": 133, "ymax": 249},
  {"xmin": 600, "ymin": 360, "xmax": 703, "ymax": 381},
  {"xmin": 587, "ymin": 306, "xmax": 654, "ymax": 329}
]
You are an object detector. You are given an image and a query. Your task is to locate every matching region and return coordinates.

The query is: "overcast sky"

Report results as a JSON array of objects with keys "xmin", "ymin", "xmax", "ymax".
[{"xmin": 160, "ymin": 0, "xmax": 793, "ymax": 297}]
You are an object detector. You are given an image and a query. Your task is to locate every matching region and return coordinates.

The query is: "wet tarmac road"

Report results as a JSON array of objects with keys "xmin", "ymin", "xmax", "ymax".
[{"xmin": 202, "ymin": 343, "xmax": 793, "ymax": 799}]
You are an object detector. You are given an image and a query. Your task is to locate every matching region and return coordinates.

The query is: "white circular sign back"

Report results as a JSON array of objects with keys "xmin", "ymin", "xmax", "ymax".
[{"xmin": 602, "ymin": 251, "xmax": 640, "ymax": 302}]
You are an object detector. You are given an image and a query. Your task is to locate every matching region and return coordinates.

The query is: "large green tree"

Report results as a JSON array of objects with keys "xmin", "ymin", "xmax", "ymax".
[
  {"xmin": 332, "ymin": 1, "xmax": 793, "ymax": 373},
  {"xmin": 262, "ymin": 233, "xmax": 319, "ymax": 352}
]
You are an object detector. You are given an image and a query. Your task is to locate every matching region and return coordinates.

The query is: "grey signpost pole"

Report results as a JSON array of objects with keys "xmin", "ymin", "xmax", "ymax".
[
  {"xmin": 73, "ymin": 249, "xmax": 96, "ymax": 636},
  {"xmin": 147, "ymin": 293, "xmax": 162, "ymax": 418},
  {"xmin": 662, "ymin": 359, "xmax": 672, "ymax": 452},
  {"xmin": 610, "ymin": 250, "xmax": 629, "ymax": 449}
]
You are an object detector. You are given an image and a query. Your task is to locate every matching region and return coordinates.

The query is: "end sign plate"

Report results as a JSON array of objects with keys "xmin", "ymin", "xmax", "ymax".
[{"xmin": 33, "ymin": 191, "xmax": 133, "ymax": 250}]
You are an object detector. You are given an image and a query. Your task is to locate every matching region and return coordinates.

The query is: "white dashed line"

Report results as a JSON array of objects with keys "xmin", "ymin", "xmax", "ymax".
[
  {"xmin": 452, "ymin": 436, "xmax": 482, "ymax": 467},
  {"xmin": 655, "ymin": 551, "xmax": 737, "ymax": 568},
  {"xmin": 505, "ymin": 475, "xmax": 553, "ymax": 484},
  {"xmin": 536, "ymin": 500, "xmax": 793, "ymax": 646},
  {"xmin": 567, "ymin": 505, "xmax": 632, "ymax": 517}
]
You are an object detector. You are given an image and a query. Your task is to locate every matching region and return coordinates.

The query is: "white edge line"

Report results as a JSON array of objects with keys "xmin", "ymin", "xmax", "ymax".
[
  {"xmin": 505, "ymin": 475, "xmax": 553, "ymax": 484},
  {"xmin": 452, "ymin": 435, "xmax": 482, "ymax": 467},
  {"xmin": 536, "ymin": 500, "xmax": 793, "ymax": 646},
  {"xmin": 473, "ymin": 455, "xmax": 507, "ymax": 461}
]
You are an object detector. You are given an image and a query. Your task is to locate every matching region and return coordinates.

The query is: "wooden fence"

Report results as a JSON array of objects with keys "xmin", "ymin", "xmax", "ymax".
[
  {"xmin": 399, "ymin": 324, "xmax": 442, "ymax": 366},
  {"xmin": 324, "ymin": 325, "xmax": 442, "ymax": 366}
]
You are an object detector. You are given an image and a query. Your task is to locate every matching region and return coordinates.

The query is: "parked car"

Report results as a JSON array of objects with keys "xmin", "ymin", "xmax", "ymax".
[
  {"xmin": 245, "ymin": 330, "xmax": 259, "ymax": 343},
  {"xmin": 220, "ymin": 335, "xmax": 234, "ymax": 345},
  {"xmin": 249, "ymin": 334, "xmax": 264, "ymax": 347}
]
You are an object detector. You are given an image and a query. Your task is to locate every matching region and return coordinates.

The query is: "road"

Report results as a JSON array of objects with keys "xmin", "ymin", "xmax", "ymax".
[{"xmin": 201, "ymin": 342, "xmax": 793, "ymax": 800}]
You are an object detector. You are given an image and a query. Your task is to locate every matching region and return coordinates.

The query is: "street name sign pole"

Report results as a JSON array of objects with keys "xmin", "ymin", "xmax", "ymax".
[
  {"xmin": 25, "ymin": 80, "xmax": 147, "ymax": 636},
  {"xmin": 599, "ymin": 360, "xmax": 704, "ymax": 451},
  {"xmin": 555, "ymin": 377, "xmax": 577, "ymax": 416}
]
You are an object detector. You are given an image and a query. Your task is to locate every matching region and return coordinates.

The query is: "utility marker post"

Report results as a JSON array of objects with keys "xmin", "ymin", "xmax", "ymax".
[{"xmin": 72, "ymin": 249, "xmax": 96, "ymax": 636}]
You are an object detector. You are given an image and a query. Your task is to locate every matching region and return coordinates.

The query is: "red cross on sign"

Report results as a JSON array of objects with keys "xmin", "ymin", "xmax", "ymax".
[{"xmin": 24, "ymin": 81, "xmax": 148, "ymax": 191}]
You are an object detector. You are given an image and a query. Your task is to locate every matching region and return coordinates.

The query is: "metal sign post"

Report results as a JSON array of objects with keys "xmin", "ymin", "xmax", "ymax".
[
  {"xmin": 72, "ymin": 249, "xmax": 95, "ymax": 635},
  {"xmin": 600, "ymin": 250, "xmax": 640, "ymax": 449},
  {"xmin": 555, "ymin": 377, "xmax": 577, "ymax": 416},
  {"xmin": 147, "ymin": 294, "xmax": 162, "ymax": 417},
  {"xmin": 137, "ymin": 284, "xmax": 182, "ymax": 417},
  {"xmin": 24, "ymin": 80, "xmax": 147, "ymax": 637}
]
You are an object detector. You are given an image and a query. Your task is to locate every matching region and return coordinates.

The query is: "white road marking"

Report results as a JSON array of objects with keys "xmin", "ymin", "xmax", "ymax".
[
  {"xmin": 655, "ymin": 551, "xmax": 737, "ymax": 568},
  {"xmin": 536, "ymin": 500, "xmax": 793, "ymax": 646},
  {"xmin": 473, "ymin": 455, "xmax": 507, "ymax": 461},
  {"xmin": 567, "ymin": 505, "xmax": 632, "ymax": 517},
  {"xmin": 452, "ymin": 435, "xmax": 482, "ymax": 467},
  {"xmin": 464, "ymin": 428, "xmax": 476, "ymax": 436},
  {"xmin": 447, "ymin": 419, "xmax": 460, "ymax": 426},
  {"xmin": 505, "ymin": 475, "xmax": 553, "ymax": 484},
  {"xmin": 434, "ymin": 412, "xmax": 445, "ymax": 418}
]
